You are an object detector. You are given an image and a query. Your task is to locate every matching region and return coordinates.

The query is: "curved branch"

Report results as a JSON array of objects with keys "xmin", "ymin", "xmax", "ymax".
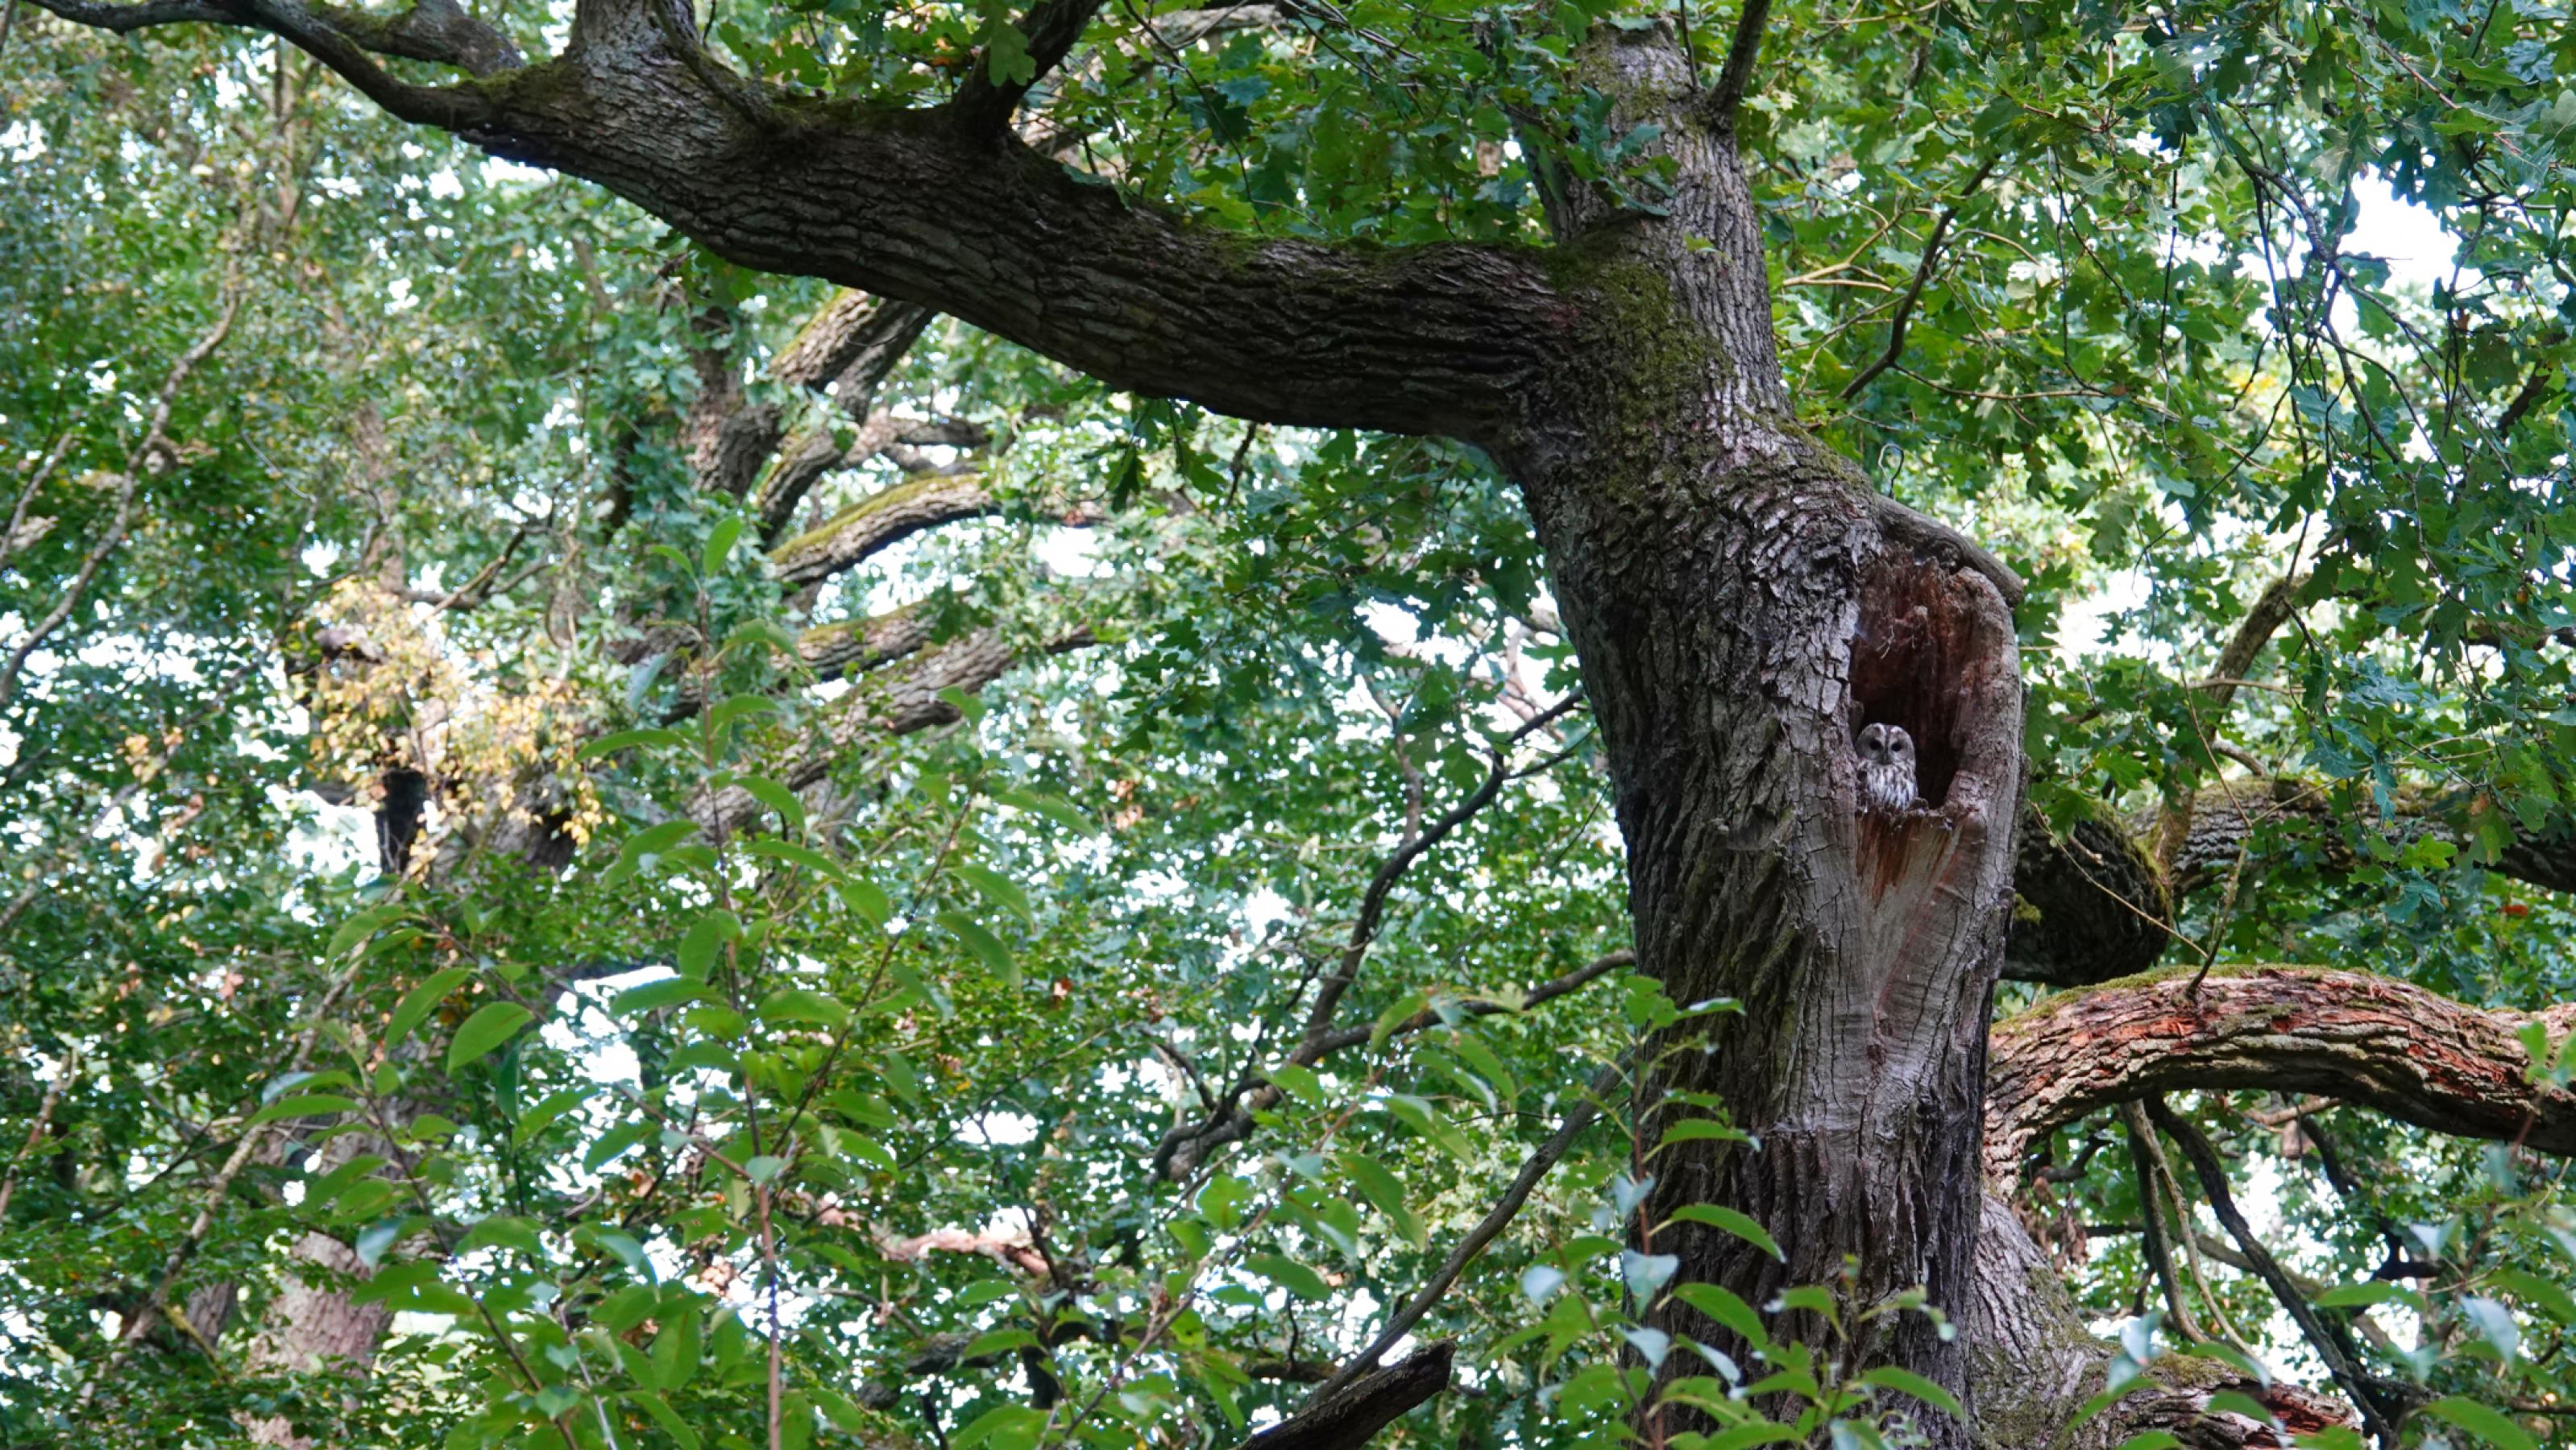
[
  {"xmin": 1303, "ymin": 1056, "xmax": 1623, "ymax": 1406},
  {"xmin": 668, "ymin": 603, "xmax": 935, "ymax": 718},
  {"xmin": 769, "ymin": 474, "xmax": 1000, "ymax": 589},
  {"xmin": 697, "ymin": 625, "xmax": 1091, "ymax": 834},
  {"xmin": 30, "ymin": 0, "xmax": 504, "ymax": 126},
  {"xmin": 1985, "ymin": 965, "xmax": 2576, "ymax": 1191}
]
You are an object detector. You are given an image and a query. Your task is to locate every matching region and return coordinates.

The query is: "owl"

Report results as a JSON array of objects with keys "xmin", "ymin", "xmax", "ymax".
[{"xmin": 1855, "ymin": 723, "xmax": 1919, "ymax": 814}]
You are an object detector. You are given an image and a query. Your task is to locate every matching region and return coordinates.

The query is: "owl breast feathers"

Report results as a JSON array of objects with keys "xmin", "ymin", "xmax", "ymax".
[{"xmin": 1855, "ymin": 722, "xmax": 1919, "ymax": 814}]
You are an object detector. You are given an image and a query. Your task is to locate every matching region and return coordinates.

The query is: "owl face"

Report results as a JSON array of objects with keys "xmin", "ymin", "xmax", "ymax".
[
  {"xmin": 1856, "ymin": 722, "xmax": 1916, "ymax": 767},
  {"xmin": 1855, "ymin": 722, "xmax": 1920, "ymax": 813}
]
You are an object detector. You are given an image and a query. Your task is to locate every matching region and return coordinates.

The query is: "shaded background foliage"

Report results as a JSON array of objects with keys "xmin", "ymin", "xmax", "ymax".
[{"xmin": 5, "ymin": 0, "xmax": 2576, "ymax": 1445}]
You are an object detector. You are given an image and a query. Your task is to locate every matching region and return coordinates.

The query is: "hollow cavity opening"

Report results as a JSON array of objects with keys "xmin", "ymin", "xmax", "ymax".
[{"xmin": 1848, "ymin": 554, "xmax": 1985, "ymax": 810}]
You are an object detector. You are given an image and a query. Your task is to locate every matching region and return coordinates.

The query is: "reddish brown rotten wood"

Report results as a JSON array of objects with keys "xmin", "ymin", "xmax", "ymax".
[{"xmin": 1985, "ymin": 966, "xmax": 2576, "ymax": 1191}]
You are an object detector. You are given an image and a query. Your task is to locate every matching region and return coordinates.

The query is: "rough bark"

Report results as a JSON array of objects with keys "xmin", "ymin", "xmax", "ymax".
[
  {"xmin": 2004, "ymin": 803, "xmax": 2173, "ymax": 988},
  {"xmin": 696, "ymin": 627, "xmax": 1089, "ymax": 835},
  {"xmin": 1965, "ymin": 1195, "xmax": 2361, "ymax": 1450},
  {"xmin": 1985, "ymin": 965, "xmax": 2576, "ymax": 1192},
  {"xmin": 2167, "ymin": 777, "xmax": 2576, "ymax": 898},
  {"xmin": 1483, "ymin": 31, "xmax": 2022, "ymax": 1441},
  {"xmin": 769, "ymin": 474, "xmax": 1000, "ymax": 589},
  {"xmin": 1237, "ymin": 1342, "xmax": 1456, "ymax": 1450}
]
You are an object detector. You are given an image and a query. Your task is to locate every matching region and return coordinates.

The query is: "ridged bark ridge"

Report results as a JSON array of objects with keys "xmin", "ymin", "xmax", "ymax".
[{"xmin": 1491, "ymin": 26, "xmax": 2024, "ymax": 1440}]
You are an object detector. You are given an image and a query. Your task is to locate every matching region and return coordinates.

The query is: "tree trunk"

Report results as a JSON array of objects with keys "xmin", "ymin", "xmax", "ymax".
[{"xmin": 1496, "ymin": 27, "xmax": 2025, "ymax": 1441}]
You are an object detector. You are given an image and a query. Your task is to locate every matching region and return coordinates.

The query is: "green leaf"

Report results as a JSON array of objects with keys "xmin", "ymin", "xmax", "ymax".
[
  {"xmin": 260, "ymin": 1069, "xmax": 350, "ymax": 1104},
  {"xmin": 1856, "ymin": 1366, "xmax": 1964, "ymax": 1419},
  {"xmin": 735, "ymin": 773, "xmax": 806, "ymax": 834},
  {"xmin": 759, "ymin": 986, "xmax": 851, "ymax": 1030},
  {"xmin": 458, "ymin": 1213, "xmax": 544, "ymax": 1259},
  {"xmin": 1655, "ymin": 1117, "xmax": 1751, "ymax": 1152},
  {"xmin": 626, "ymin": 1390, "xmax": 701, "ymax": 1450},
  {"xmin": 578, "ymin": 727, "xmax": 690, "ymax": 760},
  {"xmin": 385, "ymin": 967, "xmax": 472, "ymax": 1047},
  {"xmin": 1447, "ymin": 1032, "xmax": 1519, "ymax": 1104},
  {"xmin": 649, "ymin": 1306, "xmax": 704, "ymax": 1390},
  {"xmin": 2201, "ymin": 1390, "xmax": 2275, "ymax": 1424},
  {"xmin": 746, "ymin": 837, "xmax": 841, "ymax": 879},
  {"xmin": 603, "ymin": 820, "xmax": 699, "ymax": 884},
  {"xmin": 245, "ymin": 1093, "xmax": 363, "ymax": 1128},
  {"xmin": 2494, "ymin": 1267, "xmax": 2576, "ymax": 1325},
  {"xmin": 834, "ymin": 876, "xmax": 892, "ymax": 926},
  {"xmin": 701, "ymin": 515, "xmax": 745, "ymax": 575},
  {"xmin": 586, "ymin": 1120, "xmax": 652, "ymax": 1171},
  {"xmin": 678, "ymin": 908, "xmax": 742, "ymax": 979},
  {"xmin": 1244, "ymin": 1253, "xmax": 1332, "ymax": 1301},
  {"xmin": 512, "ymin": 1086, "xmax": 591, "ymax": 1146},
  {"xmin": 990, "ymin": 787, "xmax": 1098, "ymax": 835},
  {"xmin": 939, "ymin": 910, "xmax": 1020, "ymax": 987},
  {"xmin": 612, "ymin": 976, "xmax": 704, "ymax": 1015},
  {"xmin": 328, "ymin": 903, "xmax": 408, "ymax": 960},
  {"xmin": 707, "ymin": 694, "xmax": 779, "ymax": 735},
  {"xmin": 2419, "ymin": 1398, "xmax": 2537, "ymax": 1450},
  {"xmin": 959, "ymin": 1327, "xmax": 1040, "ymax": 1360},
  {"xmin": 952, "ymin": 1404, "xmax": 1043, "ymax": 1450},
  {"xmin": 1369, "ymin": 992, "xmax": 1429, "ymax": 1050},
  {"xmin": 2313, "ymin": 1281, "xmax": 2408, "ymax": 1308},
  {"xmin": 1334, "ymin": 1150, "xmax": 1426, "ymax": 1249},
  {"xmin": 744, "ymin": 1154, "xmax": 787, "ymax": 1184},
  {"xmin": 721, "ymin": 617, "xmax": 802, "ymax": 663},
  {"xmin": 952, "ymin": 863, "xmax": 1032, "ymax": 921},
  {"xmin": 352, "ymin": 1217, "xmax": 407, "ymax": 1269},
  {"xmin": 1670, "ymin": 1282, "xmax": 1769, "ymax": 1348},
  {"xmin": 1264, "ymin": 1063, "xmax": 1322, "ymax": 1103},
  {"xmin": 446, "ymin": 1001, "xmax": 533, "ymax": 1072},
  {"xmin": 1379, "ymin": 1093, "xmax": 1472, "ymax": 1163},
  {"xmin": 1662, "ymin": 1203, "xmax": 1784, "ymax": 1262}
]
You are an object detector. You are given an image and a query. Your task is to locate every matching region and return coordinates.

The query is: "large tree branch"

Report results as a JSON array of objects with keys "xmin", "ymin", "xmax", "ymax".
[
  {"xmin": 696, "ymin": 626, "xmax": 1090, "ymax": 834},
  {"xmin": 1985, "ymin": 966, "xmax": 2576, "ymax": 1192},
  {"xmin": 29, "ymin": 0, "xmax": 505, "ymax": 126},
  {"xmin": 2003, "ymin": 802, "xmax": 2174, "ymax": 988},
  {"xmin": 2165, "ymin": 776, "xmax": 2576, "ymax": 898},
  {"xmin": 467, "ymin": 53, "xmax": 1559, "ymax": 437},
  {"xmin": 2005, "ymin": 763, "xmax": 2576, "ymax": 991},
  {"xmin": 769, "ymin": 474, "xmax": 1002, "ymax": 589},
  {"xmin": 39, "ymin": 0, "xmax": 1563, "ymax": 437}
]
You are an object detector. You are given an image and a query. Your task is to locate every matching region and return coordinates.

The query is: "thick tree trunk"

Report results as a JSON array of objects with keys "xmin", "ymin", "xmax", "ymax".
[{"xmin": 1495, "ymin": 28, "xmax": 2025, "ymax": 1442}]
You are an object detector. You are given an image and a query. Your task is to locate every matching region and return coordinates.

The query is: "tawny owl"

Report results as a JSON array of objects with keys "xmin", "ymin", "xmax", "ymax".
[{"xmin": 1855, "ymin": 723, "xmax": 1919, "ymax": 814}]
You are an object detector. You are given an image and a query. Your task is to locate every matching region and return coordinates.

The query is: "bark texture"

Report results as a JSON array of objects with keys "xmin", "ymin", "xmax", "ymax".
[
  {"xmin": 1985, "ymin": 965, "xmax": 2576, "ymax": 1191},
  {"xmin": 1486, "ymin": 30, "xmax": 2022, "ymax": 1440}
]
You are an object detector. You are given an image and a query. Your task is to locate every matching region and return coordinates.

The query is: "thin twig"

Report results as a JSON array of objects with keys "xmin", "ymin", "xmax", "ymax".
[
  {"xmin": 77, "ymin": 962, "xmax": 359, "ymax": 1405},
  {"xmin": 1305, "ymin": 1054, "xmax": 1628, "ymax": 1405},
  {"xmin": 1838, "ymin": 155, "xmax": 2000, "ymax": 400},
  {"xmin": 0, "ymin": 280, "xmax": 243, "ymax": 710},
  {"xmin": 2146, "ymin": 1098, "xmax": 2402, "ymax": 1445}
]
